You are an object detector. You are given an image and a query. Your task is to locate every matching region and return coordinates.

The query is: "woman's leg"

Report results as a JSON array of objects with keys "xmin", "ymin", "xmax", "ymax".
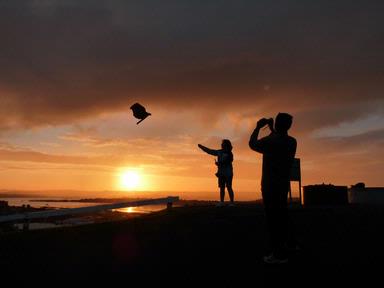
[
  {"xmin": 227, "ymin": 186, "xmax": 234, "ymax": 202},
  {"xmin": 218, "ymin": 176, "xmax": 226, "ymax": 202},
  {"xmin": 226, "ymin": 176, "xmax": 234, "ymax": 202},
  {"xmin": 220, "ymin": 186, "xmax": 225, "ymax": 202}
]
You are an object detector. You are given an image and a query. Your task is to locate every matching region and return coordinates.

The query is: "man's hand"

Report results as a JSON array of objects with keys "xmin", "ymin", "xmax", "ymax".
[
  {"xmin": 266, "ymin": 118, "xmax": 274, "ymax": 132},
  {"xmin": 256, "ymin": 118, "xmax": 274, "ymax": 131},
  {"xmin": 256, "ymin": 118, "xmax": 269, "ymax": 129}
]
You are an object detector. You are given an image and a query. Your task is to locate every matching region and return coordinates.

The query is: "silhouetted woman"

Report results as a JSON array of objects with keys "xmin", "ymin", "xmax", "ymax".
[{"xmin": 198, "ymin": 139, "xmax": 235, "ymax": 206}]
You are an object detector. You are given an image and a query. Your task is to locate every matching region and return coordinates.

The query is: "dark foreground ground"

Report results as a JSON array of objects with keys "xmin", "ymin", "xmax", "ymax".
[{"xmin": 1, "ymin": 202, "xmax": 383, "ymax": 286}]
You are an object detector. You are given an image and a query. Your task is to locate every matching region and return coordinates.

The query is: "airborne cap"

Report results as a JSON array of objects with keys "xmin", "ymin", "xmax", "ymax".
[{"xmin": 130, "ymin": 103, "xmax": 151, "ymax": 124}]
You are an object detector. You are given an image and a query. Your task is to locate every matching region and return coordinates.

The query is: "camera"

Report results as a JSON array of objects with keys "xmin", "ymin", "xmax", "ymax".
[{"xmin": 258, "ymin": 118, "xmax": 272, "ymax": 127}]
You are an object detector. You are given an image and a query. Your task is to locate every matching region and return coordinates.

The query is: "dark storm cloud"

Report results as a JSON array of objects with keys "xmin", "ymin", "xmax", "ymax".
[{"xmin": 0, "ymin": 0, "xmax": 383, "ymax": 129}]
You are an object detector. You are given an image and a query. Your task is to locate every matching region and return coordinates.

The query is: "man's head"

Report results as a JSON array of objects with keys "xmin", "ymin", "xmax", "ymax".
[{"xmin": 275, "ymin": 113, "xmax": 293, "ymax": 133}]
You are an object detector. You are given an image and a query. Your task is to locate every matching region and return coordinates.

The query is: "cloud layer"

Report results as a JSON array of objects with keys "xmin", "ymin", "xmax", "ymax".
[{"xmin": 0, "ymin": 1, "xmax": 383, "ymax": 130}]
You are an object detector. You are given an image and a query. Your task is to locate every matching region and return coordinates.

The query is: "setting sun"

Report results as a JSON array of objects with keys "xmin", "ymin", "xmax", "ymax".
[{"xmin": 119, "ymin": 170, "xmax": 141, "ymax": 190}]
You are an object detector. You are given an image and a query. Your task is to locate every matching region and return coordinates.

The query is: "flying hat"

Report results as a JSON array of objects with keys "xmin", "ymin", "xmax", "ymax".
[{"xmin": 130, "ymin": 103, "xmax": 151, "ymax": 124}]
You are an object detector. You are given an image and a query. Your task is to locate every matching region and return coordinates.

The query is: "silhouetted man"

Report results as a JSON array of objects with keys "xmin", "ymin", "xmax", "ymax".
[{"xmin": 249, "ymin": 113, "xmax": 297, "ymax": 264}]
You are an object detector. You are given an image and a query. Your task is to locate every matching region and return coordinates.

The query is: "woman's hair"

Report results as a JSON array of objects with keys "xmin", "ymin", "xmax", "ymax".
[{"xmin": 221, "ymin": 139, "xmax": 233, "ymax": 151}]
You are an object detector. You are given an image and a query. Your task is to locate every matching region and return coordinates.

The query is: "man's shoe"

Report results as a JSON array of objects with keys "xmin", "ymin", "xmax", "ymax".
[
  {"xmin": 263, "ymin": 254, "xmax": 288, "ymax": 264},
  {"xmin": 286, "ymin": 242, "xmax": 302, "ymax": 252},
  {"xmin": 289, "ymin": 244, "xmax": 301, "ymax": 252}
]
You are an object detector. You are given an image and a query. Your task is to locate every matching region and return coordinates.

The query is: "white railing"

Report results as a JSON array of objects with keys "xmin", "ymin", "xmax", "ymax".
[{"xmin": 0, "ymin": 196, "xmax": 179, "ymax": 224}]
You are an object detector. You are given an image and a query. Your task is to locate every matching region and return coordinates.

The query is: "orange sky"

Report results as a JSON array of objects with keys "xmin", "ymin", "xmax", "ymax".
[
  {"xmin": 0, "ymin": 107, "xmax": 382, "ymax": 200},
  {"xmin": 0, "ymin": 1, "xmax": 383, "ymax": 200}
]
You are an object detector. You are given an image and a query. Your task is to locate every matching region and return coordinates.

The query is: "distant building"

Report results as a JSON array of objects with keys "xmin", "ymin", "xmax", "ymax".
[
  {"xmin": 349, "ymin": 183, "xmax": 384, "ymax": 205},
  {"xmin": 303, "ymin": 184, "xmax": 348, "ymax": 206}
]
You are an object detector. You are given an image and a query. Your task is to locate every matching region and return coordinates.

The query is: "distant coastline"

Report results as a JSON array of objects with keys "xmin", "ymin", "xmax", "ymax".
[
  {"xmin": 0, "ymin": 190, "xmax": 262, "ymax": 201},
  {"xmin": 28, "ymin": 198, "xmax": 146, "ymax": 203}
]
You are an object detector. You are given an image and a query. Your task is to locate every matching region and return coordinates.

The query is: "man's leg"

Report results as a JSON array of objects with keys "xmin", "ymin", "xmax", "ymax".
[
  {"xmin": 274, "ymin": 191, "xmax": 289, "ymax": 258},
  {"xmin": 274, "ymin": 207, "xmax": 288, "ymax": 259},
  {"xmin": 264, "ymin": 203, "xmax": 279, "ymax": 255}
]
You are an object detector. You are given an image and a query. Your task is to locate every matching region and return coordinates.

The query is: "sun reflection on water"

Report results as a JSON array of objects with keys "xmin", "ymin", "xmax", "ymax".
[
  {"xmin": 114, "ymin": 205, "xmax": 167, "ymax": 214},
  {"xmin": 116, "ymin": 207, "xmax": 136, "ymax": 213}
]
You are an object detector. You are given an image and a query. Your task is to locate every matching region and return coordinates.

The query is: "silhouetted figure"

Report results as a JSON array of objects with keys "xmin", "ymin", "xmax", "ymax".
[
  {"xmin": 249, "ymin": 113, "xmax": 297, "ymax": 264},
  {"xmin": 198, "ymin": 140, "xmax": 235, "ymax": 206},
  {"xmin": 130, "ymin": 103, "xmax": 151, "ymax": 124}
]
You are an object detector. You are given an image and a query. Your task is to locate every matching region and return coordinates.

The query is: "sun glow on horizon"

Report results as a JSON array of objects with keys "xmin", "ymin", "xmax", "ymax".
[{"xmin": 119, "ymin": 169, "xmax": 141, "ymax": 191}]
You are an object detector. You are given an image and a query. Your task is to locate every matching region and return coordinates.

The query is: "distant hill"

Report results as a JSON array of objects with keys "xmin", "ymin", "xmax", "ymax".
[{"xmin": 0, "ymin": 192, "xmax": 46, "ymax": 198}]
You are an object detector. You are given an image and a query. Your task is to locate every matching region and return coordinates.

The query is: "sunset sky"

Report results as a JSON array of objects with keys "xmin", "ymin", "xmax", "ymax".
[{"xmin": 0, "ymin": 1, "xmax": 383, "ymax": 199}]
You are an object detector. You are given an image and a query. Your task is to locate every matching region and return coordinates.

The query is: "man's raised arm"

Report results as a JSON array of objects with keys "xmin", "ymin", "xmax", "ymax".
[
  {"xmin": 249, "ymin": 127, "xmax": 262, "ymax": 152},
  {"xmin": 249, "ymin": 118, "xmax": 272, "ymax": 153}
]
